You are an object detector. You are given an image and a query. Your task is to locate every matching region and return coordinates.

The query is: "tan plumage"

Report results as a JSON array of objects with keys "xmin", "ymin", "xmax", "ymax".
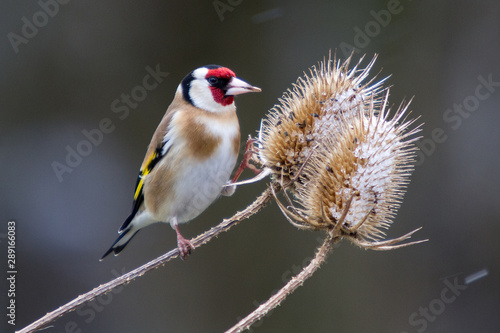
[
  {"xmin": 101, "ymin": 65, "xmax": 260, "ymax": 259},
  {"xmin": 143, "ymin": 96, "xmax": 240, "ymax": 219}
]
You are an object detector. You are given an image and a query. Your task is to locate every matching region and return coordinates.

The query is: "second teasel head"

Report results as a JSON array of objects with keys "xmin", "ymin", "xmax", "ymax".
[{"xmin": 293, "ymin": 92, "xmax": 421, "ymax": 246}]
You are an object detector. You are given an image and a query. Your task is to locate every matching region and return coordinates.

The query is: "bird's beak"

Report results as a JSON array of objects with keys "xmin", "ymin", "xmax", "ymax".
[{"xmin": 225, "ymin": 77, "xmax": 262, "ymax": 96}]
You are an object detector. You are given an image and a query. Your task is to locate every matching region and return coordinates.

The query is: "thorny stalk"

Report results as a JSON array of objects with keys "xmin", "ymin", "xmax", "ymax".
[
  {"xmin": 17, "ymin": 187, "xmax": 274, "ymax": 333},
  {"xmin": 225, "ymin": 208, "xmax": 426, "ymax": 333},
  {"xmin": 225, "ymin": 232, "xmax": 338, "ymax": 333}
]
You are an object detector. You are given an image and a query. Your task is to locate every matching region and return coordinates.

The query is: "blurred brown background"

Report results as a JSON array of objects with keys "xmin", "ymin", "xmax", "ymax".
[{"xmin": 1, "ymin": 1, "xmax": 499, "ymax": 332}]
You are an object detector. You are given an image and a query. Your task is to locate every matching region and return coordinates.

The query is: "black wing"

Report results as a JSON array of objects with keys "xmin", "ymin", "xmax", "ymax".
[{"xmin": 119, "ymin": 144, "xmax": 168, "ymax": 232}]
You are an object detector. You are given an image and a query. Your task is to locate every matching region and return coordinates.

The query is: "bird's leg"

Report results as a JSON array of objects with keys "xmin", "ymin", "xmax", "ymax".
[
  {"xmin": 172, "ymin": 220, "xmax": 193, "ymax": 259},
  {"xmin": 231, "ymin": 136, "xmax": 261, "ymax": 183},
  {"xmin": 221, "ymin": 136, "xmax": 263, "ymax": 197}
]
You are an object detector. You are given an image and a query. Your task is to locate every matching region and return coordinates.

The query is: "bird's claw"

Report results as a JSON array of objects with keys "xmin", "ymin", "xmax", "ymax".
[
  {"xmin": 231, "ymin": 136, "xmax": 262, "ymax": 183},
  {"xmin": 177, "ymin": 236, "xmax": 194, "ymax": 260}
]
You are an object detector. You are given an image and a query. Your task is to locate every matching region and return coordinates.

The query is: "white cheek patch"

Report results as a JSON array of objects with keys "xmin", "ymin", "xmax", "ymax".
[
  {"xmin": 189, "ymin": 68, "xmax": 234, "ymax": 113},
  {"xmin": 190, "ymin": 80, "xmax": 221, "ymax": 112}
]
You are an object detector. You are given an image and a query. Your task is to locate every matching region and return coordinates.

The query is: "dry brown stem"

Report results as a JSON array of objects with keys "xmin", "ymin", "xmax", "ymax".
[
  {"xmin": 17, "ymin": 187, "xmax": 274, "ymax": 333},
  {"xmin": 225, "ymin": 233, "xmax": 338, "ymax": 333}
]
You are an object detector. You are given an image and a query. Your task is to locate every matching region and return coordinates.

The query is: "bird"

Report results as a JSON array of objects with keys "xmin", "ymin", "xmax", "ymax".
[{"xmin": 101, "ymin": 65, "xmax": 261, "ymax": 260}]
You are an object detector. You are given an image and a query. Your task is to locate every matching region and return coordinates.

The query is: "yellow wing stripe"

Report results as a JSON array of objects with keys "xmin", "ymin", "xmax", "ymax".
[
  {"xmin": 133, "ymin": 151, "xmax": 158, "ymax": 201},
  {"xmin": 134, "ymin": 178, "xmax": 145, "ymax": 201}
]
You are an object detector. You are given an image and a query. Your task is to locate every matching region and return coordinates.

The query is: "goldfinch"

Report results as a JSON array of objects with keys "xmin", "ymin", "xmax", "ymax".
[{"xmin": 101, "ymin": 65, "xmax": 261, "ymax": 260}]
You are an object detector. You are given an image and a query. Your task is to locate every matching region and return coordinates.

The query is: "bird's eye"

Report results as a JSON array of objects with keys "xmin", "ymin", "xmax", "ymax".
[{"xmin": 208, "ymin": 76, "xmax": 219, "ymax": 85}]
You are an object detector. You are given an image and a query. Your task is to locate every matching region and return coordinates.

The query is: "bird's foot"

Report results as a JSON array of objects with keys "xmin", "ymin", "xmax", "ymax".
[
  {"xmin": 231, "ymin": 136, "xmax": 261, "ymax": 184},
  {"xmin": 174, "ymin": 225, "xmax": 194, "ymax": 260},
  {"xmin": 177, "ymin": 236, "xmax": 194, "ymax": 260}
]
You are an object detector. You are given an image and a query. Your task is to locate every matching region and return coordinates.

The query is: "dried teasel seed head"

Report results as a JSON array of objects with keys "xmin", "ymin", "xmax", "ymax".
[
  {"xmin": 257, "ymin": 53, "xmax": 386, "ymax": 187},
  {"xmin": 295, "ymin": 92, "xmax": 421, "ymax": 245}
]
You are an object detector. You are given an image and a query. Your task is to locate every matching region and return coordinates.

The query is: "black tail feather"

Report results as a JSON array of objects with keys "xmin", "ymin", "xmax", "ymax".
[
  {"xmin": 119, "ymin": 212, "xmax": 136, "ymax": 233},
  {"xmin": 100, "ymin": 227, "xmax": 140, "ymax": 261}
]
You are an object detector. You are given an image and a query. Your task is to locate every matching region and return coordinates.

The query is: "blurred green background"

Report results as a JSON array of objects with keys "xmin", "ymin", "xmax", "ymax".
[{"xmin": 1, "ymin": 1, "xmax": 499, "ymax": 332}]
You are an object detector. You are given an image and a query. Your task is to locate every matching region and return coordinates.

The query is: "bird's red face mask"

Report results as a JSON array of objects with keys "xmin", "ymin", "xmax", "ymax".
[{"xmin": 206, "ymin": 67, "xmax": 261, "ymax": 106}]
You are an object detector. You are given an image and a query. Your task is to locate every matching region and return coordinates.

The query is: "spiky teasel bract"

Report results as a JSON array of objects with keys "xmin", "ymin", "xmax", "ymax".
[
  {"xmin": 257, "ymin": 53, "xmax": 386, "ymax": 188},
  {"xmin": 275, "ymin": 91, "xmax": 423, "ymax": 249}
]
